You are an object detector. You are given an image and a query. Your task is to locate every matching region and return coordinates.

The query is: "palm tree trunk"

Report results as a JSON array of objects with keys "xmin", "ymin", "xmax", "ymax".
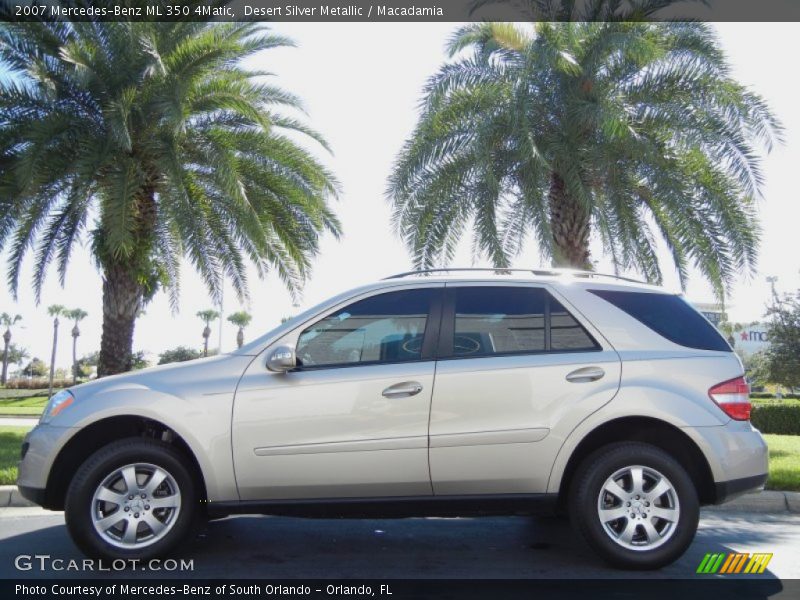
[
  {"xmin": 203, "ymin": 327, "xmax": 210, "ymax": 357},
  {"xmin": 237, "ymin": 327, "xmax": 244, "ymax": 348},
  {"xmin": 1, "ymin": 330, "xmax": 10, "ymax": 385},
  {"xmin": 98, "ymin": 263, "xmax": 144, "ymax": 377},
  {"xmin": 71, "ymin": 331, "xmax": 78, "ymax": 385},
  {"xmin": 48, "ymin": 318, "xmax": 59, "ymax": 398},
  {"xmin": 97, "ymin": 187, "xmax": 156, "ymax": 377},
  {"xmin": 548, "ymin": 172, "xmax": 591, "ymax": 269}
]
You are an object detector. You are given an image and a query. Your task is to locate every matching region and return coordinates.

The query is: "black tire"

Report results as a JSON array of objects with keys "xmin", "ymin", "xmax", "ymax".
[
  {"xmin": 569, "ymin": 442, "xmax": 699, "ymax": 570},
  {"xmin": 65, "ymin": 437, "xmax": 199, "ymax": 561}
]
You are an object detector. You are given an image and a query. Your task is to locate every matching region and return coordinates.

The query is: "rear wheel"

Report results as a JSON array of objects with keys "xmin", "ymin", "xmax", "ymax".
[
  {"xmin": 569, "ymin": 442, "xmax": 699, "ymax": 569},
  {"xmin": 65, "ymin": 438, "xmax": 198, "ymax": 560}
]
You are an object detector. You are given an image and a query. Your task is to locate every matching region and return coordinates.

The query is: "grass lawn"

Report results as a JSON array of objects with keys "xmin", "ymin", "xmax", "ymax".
[
  {"xmin": 0, "ymin": 396, "xmax": 46, "ymax": 416},
  {"xmin": 764, "ymin": 434, "xmax": 800, "ymax": 492},
  {"xmin": 0, "ymin": 426, "xmax": 27, "ymax": 485},
  {"xmin": 0, "ymin": 388, "xmax": 50, "ymax": 400}
]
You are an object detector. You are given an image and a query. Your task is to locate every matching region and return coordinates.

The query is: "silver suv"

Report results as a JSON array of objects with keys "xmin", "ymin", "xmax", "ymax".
[{"xmin": 18, "ymin": 269, "xmax": 768, "ymax": 569}]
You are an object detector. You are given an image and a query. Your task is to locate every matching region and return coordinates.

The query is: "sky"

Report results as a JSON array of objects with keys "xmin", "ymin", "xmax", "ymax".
[{"xmin": 1, "ymin": 22, "xmax": 799, "ymax": 371}]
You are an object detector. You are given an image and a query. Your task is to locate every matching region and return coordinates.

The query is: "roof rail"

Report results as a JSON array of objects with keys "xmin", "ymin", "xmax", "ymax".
[{"xmin": 383, "ymin": 267, "xmax": 649, "ymax": 285}]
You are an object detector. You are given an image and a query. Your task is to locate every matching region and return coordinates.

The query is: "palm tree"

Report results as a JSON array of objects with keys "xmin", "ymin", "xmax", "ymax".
[
  {"xmin": 46, "ymin": 305, "xmax": 65, "ymax": 397},
  {"xmin": 388, "ymin": 21, "xmax": 781, "ymax": 297},
  {"xmin": 65, "ymin": 308, "xmax": 89, "ymax": 384},
  {"xmin": 227, "ymin": 311, "xmax": 253, "ymax": 348},
  {"xmin": 0, "ymin": 312, "xmax": 22, "ymax": 385},
  {"xmin": 0, "ymin": 18, "xmax": 341, "ymax": 377},
  {"xmin": 197, "ymin": 310, "xmax": 220, "ymax": 357},
  {"xmin": 6, "ymin": 343, "xmax": 29, "ymax": 381}
]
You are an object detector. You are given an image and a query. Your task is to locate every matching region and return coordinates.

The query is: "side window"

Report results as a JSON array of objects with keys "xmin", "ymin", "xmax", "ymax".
[
  {"xmin": 446, "ymin": 287, "xmax": 599, "ymax": 358},
  {"xmin": 452, "ymin": 287, "xmax": 546, "ymax": 356},
  {"xmin": 550, "ymin": 298, "xmax": 598, "ymax": 350},
  {"xmin": 296, "ymin": 289, "xmax": 434, "ymax": 368},
  {"xmin": 588, "ymin": 289, "xmax": 732, "ymax": 352}
]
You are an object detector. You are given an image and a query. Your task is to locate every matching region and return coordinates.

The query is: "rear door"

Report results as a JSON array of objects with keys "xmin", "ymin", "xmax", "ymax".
[{"xmin": 428, "ymin": 283, "xmax": 621, "ymax": 495}]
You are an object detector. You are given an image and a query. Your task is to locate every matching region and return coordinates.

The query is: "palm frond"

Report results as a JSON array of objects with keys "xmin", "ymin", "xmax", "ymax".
[
  {"xmin": 388, "ymin": 21, "xmax": 780, "ymax": 299},
  {"xmin": 0, "ymin": 21, "xmax": 338, "ymax": 309}
]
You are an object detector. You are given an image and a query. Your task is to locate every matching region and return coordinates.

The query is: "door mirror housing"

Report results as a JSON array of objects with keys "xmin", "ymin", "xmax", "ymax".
[{"xmin": 266, "ymin": 345, "xmax": 297, "ymax": 372}]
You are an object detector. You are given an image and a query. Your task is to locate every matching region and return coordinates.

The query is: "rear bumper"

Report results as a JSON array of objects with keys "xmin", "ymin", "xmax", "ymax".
[
  {"xmin": 684, "ymin": 421, "xmax": 769, "ymax": 499},
  {"xmin": 714, "ymin": 473, "xmax": 768, "ymax": 505}
]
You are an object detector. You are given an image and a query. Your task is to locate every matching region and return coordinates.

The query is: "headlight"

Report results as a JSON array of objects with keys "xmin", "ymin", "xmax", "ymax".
[{"xmin": 40, "ymin": 390, "xmax": 75, "ymax": 424}]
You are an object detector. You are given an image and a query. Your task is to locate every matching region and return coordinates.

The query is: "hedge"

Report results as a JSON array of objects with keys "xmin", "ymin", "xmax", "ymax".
[
  {"xmin": 751, "ymin": 403, "xmax": 800, "ymax": 436},
  {"xmin": 4, "ymin": 378, "xmax": 72, "ymax": 390},
  {"xmin": 752, "ymin": 398, "xmax": 800, "ymax": 406},
  {"xmin": 751, "ymin": 392, "xmax": 800, "ymax": 400}
]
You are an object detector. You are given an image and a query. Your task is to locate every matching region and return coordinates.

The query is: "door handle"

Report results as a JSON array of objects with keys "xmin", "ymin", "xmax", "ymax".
[
  {"xmin": 566, "ymin": 366, "xmax": 605, "ymax": 383},
  {"xmin": 382, "ymin": 381, "xmax": 423, "ymax": 398}
]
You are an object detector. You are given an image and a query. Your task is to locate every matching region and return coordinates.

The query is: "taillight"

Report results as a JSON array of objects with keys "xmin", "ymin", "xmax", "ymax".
[{"xmin": 709, "ymin": 376, "xmax": 751, "ymax": 420}]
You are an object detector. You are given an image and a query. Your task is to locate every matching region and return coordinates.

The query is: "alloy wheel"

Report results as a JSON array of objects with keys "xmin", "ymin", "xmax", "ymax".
[
  {"xmin": 90, "ymin": 462, "xmax": 181, "ymax": 549},
  {"xmin": 596, "ymin": 464, "xmax": 680, "ymax": 551}
]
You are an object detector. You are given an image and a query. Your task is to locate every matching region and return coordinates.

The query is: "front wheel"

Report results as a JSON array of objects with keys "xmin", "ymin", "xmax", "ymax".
[
  {"xmin": 65, "ymin": 438, "xmax": 198, "ymax": 560},
  {"xmin": 569, "ymin": 442, "xmax": 699, "ymax": 570}
]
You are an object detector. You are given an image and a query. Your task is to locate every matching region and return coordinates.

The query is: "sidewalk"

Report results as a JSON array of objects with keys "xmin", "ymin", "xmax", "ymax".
[
  {"xmin": 0, "ymin": 416, "xmax": 38, "ymax": 428},
  {"xmin": 0, "ymin": 485, "xmax": 797, "ymax": 512}
]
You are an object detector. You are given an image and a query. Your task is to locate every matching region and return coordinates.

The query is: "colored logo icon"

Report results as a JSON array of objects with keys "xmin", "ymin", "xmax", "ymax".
[{"xmin": 696, "ymin": 552, "xmax": 773, "ymax": 574}]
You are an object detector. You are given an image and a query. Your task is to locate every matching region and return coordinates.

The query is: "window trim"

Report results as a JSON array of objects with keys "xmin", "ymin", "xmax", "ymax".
[
  {"xmin": 291, "ymin": 287, "xmax": 444, "ymax": 372},
  {"xmin": 437, "ymin": 285, "xmax": 601, "ymax": 360}
]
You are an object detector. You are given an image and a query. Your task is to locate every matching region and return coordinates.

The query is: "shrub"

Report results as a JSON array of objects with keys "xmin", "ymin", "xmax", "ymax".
[
  {"xmin": 158, "ymin": 346, "xmax": 202, "ymax": 365},
  {"xmin": 5, "ymin": 378, "xmax": 72, "ymax": 390},
  {"xmin": 751, "ymin": 400, "xmax": 800, "ymax": 410},
  {"xmin": 751, "ymin": 392, "xmax": 800, "ymax": 400},
  {"xmin": 751, "ymin": 403, "xmax": 800, "ymax": 435}
]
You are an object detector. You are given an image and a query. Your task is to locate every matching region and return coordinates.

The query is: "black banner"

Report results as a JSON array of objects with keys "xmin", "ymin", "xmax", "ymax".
[
  {"xmin": 4, "ymin": 0, "xmax": 800, "ymax": 23},
  {"xmin": 2, "ymin": 578, "xmax": 799, "ymax": 600}
]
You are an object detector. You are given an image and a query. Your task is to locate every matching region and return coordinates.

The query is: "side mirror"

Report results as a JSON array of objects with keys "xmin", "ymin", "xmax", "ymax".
[{"xmin": 266, "ymin": 345, "xmax": 296, "ymax": 372}]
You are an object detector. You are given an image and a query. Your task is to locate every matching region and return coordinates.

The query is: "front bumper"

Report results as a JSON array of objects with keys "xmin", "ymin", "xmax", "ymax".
[
  {"xmin": 17, "ymin": 485, "xmax": 47, "ymax": 506},
  {"xmin": 17, "ymin": 423, "xmax": 77, "ymax": 509}
]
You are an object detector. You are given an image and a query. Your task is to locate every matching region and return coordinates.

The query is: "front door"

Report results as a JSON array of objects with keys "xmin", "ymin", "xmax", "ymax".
[
  {"xmin": 232, "ymin": 285, "xmax": 442, "ymax": 500},
  {"xmin": 429, "ymin": 284, "xmax": 621, "ymax": 495}
]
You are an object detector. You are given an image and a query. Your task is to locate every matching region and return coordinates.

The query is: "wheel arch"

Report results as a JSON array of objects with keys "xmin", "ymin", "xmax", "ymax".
[
  {"xmin": 43, "ymin": 415, "xmax": 207, "ymax": 511},
  {"xmin": 555, "ymin": 416, "xmax": 716, "ymax": 507}
]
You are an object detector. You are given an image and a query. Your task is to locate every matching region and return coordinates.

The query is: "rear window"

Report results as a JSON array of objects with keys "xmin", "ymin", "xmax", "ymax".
[{"xmin": 589, "ymin": 290, "xmax": 731, "ymax": 352}]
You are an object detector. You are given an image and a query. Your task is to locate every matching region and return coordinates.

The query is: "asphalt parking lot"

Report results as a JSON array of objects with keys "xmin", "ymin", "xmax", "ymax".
[{"xmin": 0, "ymin": 506, "xmax": 797, "ymax": 580}]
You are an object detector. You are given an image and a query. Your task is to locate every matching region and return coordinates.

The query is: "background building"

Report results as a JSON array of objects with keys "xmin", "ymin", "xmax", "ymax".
[{"xmin": 692, "ymin": 302, "xmax": 770, "ymax": 355}]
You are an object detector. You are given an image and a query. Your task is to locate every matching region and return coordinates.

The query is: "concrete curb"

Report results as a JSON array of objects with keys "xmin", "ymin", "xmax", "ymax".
[
  {"xmin": 0, "ymin": 485, "xmax": 798, "ymax": 512},
  {"xmin": 0, "ymin": 485, "xmax": 36, "ymax": 508},
  {"xmin": 704, "ymin": 490, "xmax": 800, "ymax": 514}
]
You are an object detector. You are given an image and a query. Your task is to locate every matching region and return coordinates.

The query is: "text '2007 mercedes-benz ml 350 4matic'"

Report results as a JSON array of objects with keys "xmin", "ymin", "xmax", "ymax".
[{"xmin": 18, "ymin": 268, "xmax": 768, "ymax": 569}]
